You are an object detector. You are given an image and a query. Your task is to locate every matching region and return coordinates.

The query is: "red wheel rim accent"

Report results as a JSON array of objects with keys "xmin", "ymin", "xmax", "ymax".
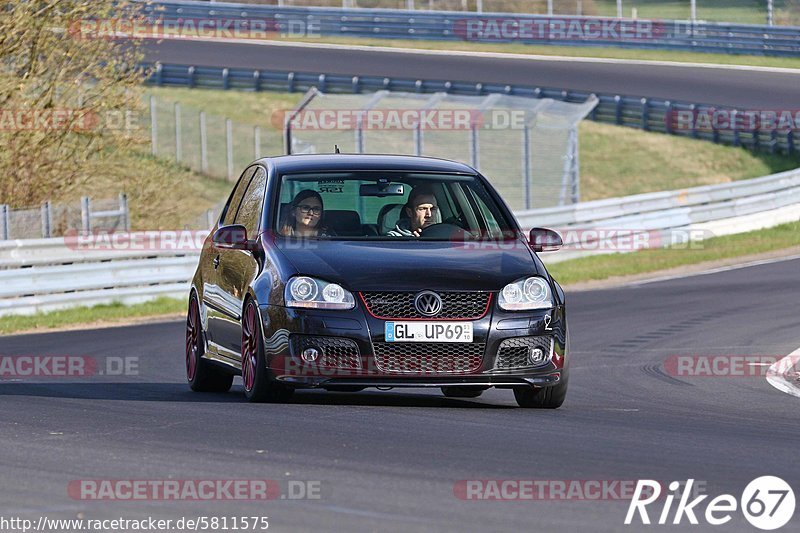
[
  {"xmin": 186, "ymin": 298, "xmax": 199, "ymax": 381},
  {"xmin": 242, "ymin": 303, "xmax": 258, "ymax": 392}
]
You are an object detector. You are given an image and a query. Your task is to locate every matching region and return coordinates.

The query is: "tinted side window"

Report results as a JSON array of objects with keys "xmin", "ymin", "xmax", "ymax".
[
  {"xmin": 221, "ymin": 167, "xmax": 256, "ymax": 226},
  {"xmin": 235, "ymin": 167, "xmax": 267, "ymax": 235}
]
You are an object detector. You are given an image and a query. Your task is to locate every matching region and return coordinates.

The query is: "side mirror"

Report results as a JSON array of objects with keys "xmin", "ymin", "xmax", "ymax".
[
  {"xmin": 213, "ymin": 224, "xmax": 250, "ymax": 250},
  {"xmin": 529, "ymin": 227, "xmax": 563, "ymax": 252}
]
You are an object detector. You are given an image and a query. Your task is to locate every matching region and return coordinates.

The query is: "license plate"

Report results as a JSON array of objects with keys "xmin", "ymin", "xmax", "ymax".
[{"xmin": 384, "ymin": 322, "xmax": 473, "ymax": 343}]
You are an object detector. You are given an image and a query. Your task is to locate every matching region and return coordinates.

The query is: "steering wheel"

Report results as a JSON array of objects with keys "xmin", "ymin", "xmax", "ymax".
[{"xmin": 419, "ymin": 223, "xmax": 473, "ymax": 240}]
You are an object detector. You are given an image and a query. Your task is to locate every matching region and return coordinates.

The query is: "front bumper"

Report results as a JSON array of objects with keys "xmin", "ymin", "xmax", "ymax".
[{"xmin": 259, "ymin": 297, "xmax": 567, "ymax": 390}]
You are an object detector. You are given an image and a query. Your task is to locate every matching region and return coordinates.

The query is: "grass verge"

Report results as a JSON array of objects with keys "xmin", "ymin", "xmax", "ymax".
[
  {"xmin": 547, "ymin": 220, "xmax": 800, "ymax": 284},
  {"xmin": 0, "ymin": 297, "xmax": 186, "ymax": 336}
]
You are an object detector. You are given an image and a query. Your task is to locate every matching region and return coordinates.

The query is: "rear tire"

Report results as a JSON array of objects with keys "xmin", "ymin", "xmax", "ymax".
[
  {"xmin": 513, "ymin": 379, "xmax": 567, "ymax": 409},
  {"xmin": 441, "ymin": 387, "xmax": 485, "ymax": 398},
  {"xmin": 186, "ymin": 294, "xmax": 234, "ymax": 393},
  {"xmin": 241, "ymin": 299, "xmax": 294, "ymax": 403}
]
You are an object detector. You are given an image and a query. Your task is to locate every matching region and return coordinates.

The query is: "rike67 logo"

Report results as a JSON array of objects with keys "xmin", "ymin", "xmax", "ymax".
[{"xmin": 625, "ymin": 477, "xmax": 795, "ymax": 530}]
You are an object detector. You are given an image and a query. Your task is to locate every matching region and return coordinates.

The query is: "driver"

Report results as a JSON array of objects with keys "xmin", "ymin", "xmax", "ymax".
[{"xmin": 387, "ymin": 185, "xmax": 439, "ymax": 237}]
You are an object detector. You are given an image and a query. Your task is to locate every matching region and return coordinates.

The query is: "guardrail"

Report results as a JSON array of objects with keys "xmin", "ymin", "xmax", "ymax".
[
  {"xmin": 141, "ymin": 0, "xmax": 800, "ymax": 57},
  {"xmin": 147, "ymin": 63, "xmax": 797, "ymax": 154},
  {"xmin": 3, "ymin": 169, "xmax": 799, "ymax": 315},
  {"xmin": 0, "ymin": 234, "xmax": 205, "ymax": 316},
  {"xmin": 518, "ymin": 167, "xmax": 800, "ymax": 263}
]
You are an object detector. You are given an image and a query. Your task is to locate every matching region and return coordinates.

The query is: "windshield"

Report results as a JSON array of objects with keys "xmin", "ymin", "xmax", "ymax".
[{"xmin": 274, "ymin": 172, "xmax": 517, "ymax": 241}]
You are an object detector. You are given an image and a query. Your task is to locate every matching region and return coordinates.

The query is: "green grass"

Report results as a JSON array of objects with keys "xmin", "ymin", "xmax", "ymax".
[
  {"xmin": 547, "ymin": 220, "xmax": 800, "ymax": 285},
  {"xmin": 0, "ymin": 297, "xmax": 186, "ymax": 336},
  {"xmin": 269, "ymin": 35, "xmax": 800, "ymax": 69}
]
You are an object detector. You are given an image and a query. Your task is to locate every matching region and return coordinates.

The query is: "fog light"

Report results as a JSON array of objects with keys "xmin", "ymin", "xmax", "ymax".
[
  {"xmin": 302, "ymin": 348, "xmax": 320, "ymax": 362},
  {"xmin": 529, "ymin": 347, "xmax": 546, "ymax": 365}
]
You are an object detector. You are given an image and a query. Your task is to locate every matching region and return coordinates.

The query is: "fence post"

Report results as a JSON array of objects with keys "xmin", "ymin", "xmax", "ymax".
[
  {"xmin": 120, "ymin": 193, "xmax": 130, "ymax": 232},
  {"xmin": 41, "ymin": 201, "xmax": 52, "ymax": 238},
  {"xmin": 1, "ymin": 204, "xmax": 9, "ymax": 240},
  {"xmin": 187, "ymin": 66, "xmax": 195, "ymax": 89},
  {"xmin": 254, "ymin": 126, "xmax": 261, "ymax": 159},
  {"xmin": 522, "ymin": 125, "xmax": 532, "ymax": 210},
  {"xmin": 470, "ymin": 124, "xmax": 479, "ymax": 169},
  {"xmin": 664, "ymin": 101, "xmax": 673, "ymax": 134},
  {"xmin": 614, "ymin": 95, "xmax": 622, "ymax": 125},
  {"xmin": 414, "ymin": 123, "xmax": 423, "ymax": 156},
  {"xmin": 150, "ymin": 95, "xmax": 157, "ymax": 156},
  {"xmin": 288, "ymin": 72, "xmax": 296, "ymax": 93},
  {"xmin": 200, "ymin": 111, "xmax": 209, "ymax": 173},
  {"xmin": 222, "ymin": 68, "xmax": 230, "ymax": 90},
  {"xmin": 253, "ymin": 69, "xmax": 261, "ymax": 92},
  {"xmin": 640, "ymin": 98, "xmax": 649, "ymax": 131},
  {"xmin": 351, "ymin": 76, "xmax": 360, "ymax": 94},
  {"xmin": 788, "ymin": 130, "xmax": 795, "ymax": 154},
  {"xmin": 175, "ymin": 102, "xmax": 182, "ymax": 163},
  {"xmin": 226, "ymin": 118, "xmax": 234, "ymax": 180},
  {"xmin": 155, "ymin": 63, "xmax": 163, "ymax": 86},
  {"xmin": 81, "ymin": 197, "xmax": 91, "ymax": 234}
]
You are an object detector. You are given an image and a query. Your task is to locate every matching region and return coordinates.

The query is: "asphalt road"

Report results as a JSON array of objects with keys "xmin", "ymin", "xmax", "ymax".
[
  {"xmin": 143, "ymin": 39, "xmax": 800, "ymax": 108},
  {"xmin": 2, "ymin": 257, "xmax": 798, "ymax": 532}
]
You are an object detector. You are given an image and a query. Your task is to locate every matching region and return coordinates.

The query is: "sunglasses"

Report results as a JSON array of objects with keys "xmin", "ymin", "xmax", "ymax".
[{"xmin": 296, "ymin": 204, "xmax": 322, "ymax": 215}]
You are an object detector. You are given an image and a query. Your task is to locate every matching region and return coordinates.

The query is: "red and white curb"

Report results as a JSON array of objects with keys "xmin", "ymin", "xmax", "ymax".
[{"xmin": 766, "ymin": 347, "xmax": 800, "ymax": 398}]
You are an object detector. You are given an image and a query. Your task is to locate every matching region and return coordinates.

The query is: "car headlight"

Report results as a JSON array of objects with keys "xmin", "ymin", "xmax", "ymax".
[
  {"xmin": 285, "ymin": 276, "xmax": 355, "ymax": 310},
  {"xmin": 498, "ymin": 277, "xmax": 553, "ymax": 311}
]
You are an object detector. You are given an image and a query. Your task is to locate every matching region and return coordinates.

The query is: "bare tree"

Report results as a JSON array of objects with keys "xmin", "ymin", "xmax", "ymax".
[{"xmin": 0, "ymin": 0, "xmax": 148, "ymax": 205}]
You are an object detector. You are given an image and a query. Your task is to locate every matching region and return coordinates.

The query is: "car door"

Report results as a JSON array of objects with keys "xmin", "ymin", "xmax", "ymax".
[
  {"xmin": 213, "ymin": 166, "xmax": 268, "ymax": 358},
  {"xmin": 204, "ymin": 166, "xmax": 256, "ymax": 357}
]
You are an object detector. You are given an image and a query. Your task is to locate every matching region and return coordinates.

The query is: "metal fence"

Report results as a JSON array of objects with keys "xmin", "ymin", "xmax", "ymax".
[
  {"xmin": 146, "ymin": 96, "xmax": 285, "ymax": 180},
  {"xmin": 148, "ymin": 63, "xmax": 798, "ymax": 155},
  {"xmin": 143, "ymin": 1, "xmax": 800, "ymax": 56},
  {"xmin": 285, "ymin": 89, "xmax": 597, "ymax": 208},
  {"xmin": 0, "ymin": 195, "xmax": 129, "ymax": 241}
]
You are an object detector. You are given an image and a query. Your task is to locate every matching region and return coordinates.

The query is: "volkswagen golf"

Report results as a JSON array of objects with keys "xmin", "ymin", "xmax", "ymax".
[{"xmin": 186, "ymin": 154, "xmax": 569, "ymax": 408}]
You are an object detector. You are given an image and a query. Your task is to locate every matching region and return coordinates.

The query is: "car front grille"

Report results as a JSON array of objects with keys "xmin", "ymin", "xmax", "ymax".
[
  {"xmin": 372, "ymin": 342, "xmax": 485, "ymax": 374},
  {"xmin": 493, "ymin": 336, "xmax": 553, "ymax": 370},
  {"xmin": 289, "ymin": 335, "xmax": 361, "ymax": 369},
  {"xmin": 359, "ymin": 291, "xmax": 491, "ymax": 319}
]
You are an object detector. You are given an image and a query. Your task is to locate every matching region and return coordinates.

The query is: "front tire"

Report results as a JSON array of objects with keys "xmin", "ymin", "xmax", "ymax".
[
  {"xmin": 513, "ymin": 378, "xmax": 568, "ymax": 409},
  {"xmin": 186, "ymin": 294, "xmax": 233, "ymax": 393},
  {"xmin": 241, "ymin": 299, "xmax": 294, "ymax": 403}
]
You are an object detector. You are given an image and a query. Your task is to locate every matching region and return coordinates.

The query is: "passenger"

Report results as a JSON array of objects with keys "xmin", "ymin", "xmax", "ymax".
[
  {"xmin": 387, "ymin": 185, "xmax": 439, "ymax": 237},
  {"xmin": 280, "ymin": 190, "xmax": 331, "ymax": 237}
]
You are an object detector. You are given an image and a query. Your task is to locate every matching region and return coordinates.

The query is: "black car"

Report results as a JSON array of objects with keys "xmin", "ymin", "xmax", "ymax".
[{"xmin": 186, "ymin": 154, "xmax": 569, "ymax": 408}]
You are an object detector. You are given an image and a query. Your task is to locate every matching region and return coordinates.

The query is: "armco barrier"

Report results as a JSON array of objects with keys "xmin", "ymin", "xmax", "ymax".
[
  {"xmin": 140, "ymin": 0, "xmax": 800, "ymax": 57},
  {"xmin": 517, "ymin": 167, "xmax": 800, "ymax": 263},
  {"xmin": 3, "ymin": 169, "xmax": 799, "ymax": 315},
  {"xmin": 146, "ymin": 63, "xmax": 796, "ymax": 154}
]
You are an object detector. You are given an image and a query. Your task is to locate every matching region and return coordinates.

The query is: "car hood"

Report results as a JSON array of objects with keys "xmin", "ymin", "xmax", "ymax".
[{"xmin": 275, "ymin": 239, "xmax": 543, "ymax": 291}]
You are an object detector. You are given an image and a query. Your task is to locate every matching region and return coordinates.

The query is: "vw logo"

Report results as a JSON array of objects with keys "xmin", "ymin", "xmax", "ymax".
[{"xmin": 414, "ymin": 291, "xmax": 443, "ymax": 317}]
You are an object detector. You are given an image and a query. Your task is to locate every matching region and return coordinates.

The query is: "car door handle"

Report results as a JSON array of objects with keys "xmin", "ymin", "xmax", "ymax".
[{"xmin": 213, "ymin": 255, "xmax": 220, "ymax": 269}]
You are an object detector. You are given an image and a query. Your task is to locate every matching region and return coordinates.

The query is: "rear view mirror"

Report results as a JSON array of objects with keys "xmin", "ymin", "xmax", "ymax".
[
  {"xmin": 529, "ymin": 227, "xmax": 563, "ymax": 252},
  {"xmin": 360, "ymin": 183, "xmax": 404, "ymax": 197},
  {"xmin": 213, "ymin": 224, "xmax": 250, "ymax": 250}
]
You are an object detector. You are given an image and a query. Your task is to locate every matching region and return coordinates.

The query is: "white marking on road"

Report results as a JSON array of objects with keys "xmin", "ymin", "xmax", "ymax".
[
  {"xmin": 626, "ymin": 253, "xmax": 800, "ymax": 288},
  {"xmin": 146, "ymin": 36, "xmax": 800, "ymax": 74},
  {"xmin": 766, "ymin": 347, "xmax": 800, "ymax": 399}
]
